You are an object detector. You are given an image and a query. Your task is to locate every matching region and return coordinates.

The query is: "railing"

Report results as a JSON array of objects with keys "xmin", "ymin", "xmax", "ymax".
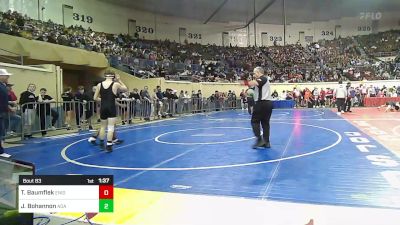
[
  {"xmin": 371, "ymin": 51, "xmax": 399, "ymax": 57},
  {"xmin": 4, "ymin": 94, "xmax": 385, "ymax": 141},
  {"xmin": 108, "ymin": 55, "xmax": 202, "ymax": 72},
  {"xmin": 0, "ymin": 48, "xmax": 24, "ymax": 65},
  {"xmin": 3, "ymin": 98, "xmax": 242, "ymax": 140},
  {"xmin": 18, "ymin": 101, "xmax": 86, "ymax": 139}
]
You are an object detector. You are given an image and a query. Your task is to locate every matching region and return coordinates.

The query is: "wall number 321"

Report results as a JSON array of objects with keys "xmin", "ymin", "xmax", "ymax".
[{"xmin": 73, "ymin": 13, "xmax": 93, "ymax": 23}]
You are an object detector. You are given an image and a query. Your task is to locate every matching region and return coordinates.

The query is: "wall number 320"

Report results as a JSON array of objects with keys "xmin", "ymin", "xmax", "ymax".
[{"xmin": 73, "ymin": 13, "xmax": 94, "ymax": 23}]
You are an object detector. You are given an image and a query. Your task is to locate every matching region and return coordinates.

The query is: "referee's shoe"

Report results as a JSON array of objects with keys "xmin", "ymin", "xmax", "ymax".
[{"xmin": 252, "ymin": 138, "xmax": 271, "ymax": 149}]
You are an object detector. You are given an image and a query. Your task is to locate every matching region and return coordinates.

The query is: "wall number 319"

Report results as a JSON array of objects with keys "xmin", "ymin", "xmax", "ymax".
[{"xmin": 73, "ymin": 13, "xmax": 93, "ymax": 23}]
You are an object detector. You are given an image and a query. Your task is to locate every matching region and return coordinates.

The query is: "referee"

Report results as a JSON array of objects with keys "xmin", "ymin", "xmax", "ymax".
[{"xmin": 242, "ymin": 67, "xmax": 273, "ymax": 149}]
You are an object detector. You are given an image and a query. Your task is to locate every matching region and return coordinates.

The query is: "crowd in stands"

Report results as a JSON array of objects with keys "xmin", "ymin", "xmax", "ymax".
[
  {"xmin": 357, "ymin": 30, "xmax": 400, "ymax": 55},
  {"xmin": 310, "ymin": 37, "xmax": 361, "ymax": 67},
  {"xmin": 264, "ymin": 44, "xmax": 313, "ymax": 67},
  {"xmin": 270, "ymin": 83, "xmax": 400, "ymax": 109},
  {"xmin": 0, "ymin": 10, "xmax": 399, "ymax": 84}
]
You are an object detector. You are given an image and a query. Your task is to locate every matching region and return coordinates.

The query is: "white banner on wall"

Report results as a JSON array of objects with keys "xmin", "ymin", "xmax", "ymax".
[
  {"xmin": 305, "ymin": 36, "xmax": 313, "ymax": 43},
  {"xmin": 228, "ymin": 29, "xmax": 248, "ymax": 47}
]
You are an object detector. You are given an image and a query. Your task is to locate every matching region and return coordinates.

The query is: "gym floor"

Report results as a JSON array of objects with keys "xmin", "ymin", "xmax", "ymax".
[{"xmin": 9, "ymin": 108, "xmax": 400, "ymax": 225}]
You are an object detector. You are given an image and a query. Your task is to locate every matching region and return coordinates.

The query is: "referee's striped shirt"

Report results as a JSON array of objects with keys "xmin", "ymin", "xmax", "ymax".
[{"xmin": 254, "ymin": 76, "xmax": 272, "ymax": 101}]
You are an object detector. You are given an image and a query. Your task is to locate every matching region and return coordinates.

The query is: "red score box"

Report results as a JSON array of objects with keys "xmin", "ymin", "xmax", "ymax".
[{"xmin": 99, "ymin": 185, "xmax": 114, "ymax": 199}]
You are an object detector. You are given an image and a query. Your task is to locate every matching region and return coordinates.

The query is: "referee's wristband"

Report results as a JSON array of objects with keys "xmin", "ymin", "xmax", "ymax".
[{"xmin": 243, "ymin": 80, "xmax": 249, "ymax": 86}]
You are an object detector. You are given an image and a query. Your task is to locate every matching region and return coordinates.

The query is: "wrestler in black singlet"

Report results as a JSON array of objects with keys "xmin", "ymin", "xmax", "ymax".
[{"xmin": 100, "ymin": 82, "xmax": 117, "ymax": 120}]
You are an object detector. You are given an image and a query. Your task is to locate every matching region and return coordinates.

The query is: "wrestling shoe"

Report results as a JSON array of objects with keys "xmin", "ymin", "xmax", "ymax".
[
  {"xmin": 106, "ymin": 142, "xmax": 113, "ymax": 152},
  {"xmin": 88, "ymin": 136, "xmax": 97, "ymax": 145},
  {"xmin": 262, "ymin": 142, "xmax": 271, "ymax": 148},
  {"xmin": 252, "ymin": 138, "xmax": 265, "ymax": 149},
  {"xmin": 112, "ymin": 139, "xmax": 124, "ymax": 145}
]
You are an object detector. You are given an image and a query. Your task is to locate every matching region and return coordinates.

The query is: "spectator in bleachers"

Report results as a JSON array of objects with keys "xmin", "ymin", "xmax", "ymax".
[
  {"xmin": 239, "ymin": 89, "xmax": 247, "ymax": 110},
  {"xmin": 183, "ymin": 91, "xmax": 190, "ymax": 113},
  {"xmin": 155, "ymin": 86, "xmax": 164, "ymax": 118},
  {"xmin": 74, "ymin": 86, "xmax": 93, "ymax": 129},
  {"xmin": 61, "ymin": 87, "xmax": 74, "ymax": 130},
  {"xmin": 281, "ymin": 90, "xmax": 287, "ymax": 100},
  {"xmin": 246, "ymin": 88, "xmax": 255, "ymax": 115},
  {"xmin": 190, "ymin": 90, "xmax": 198, "ymax": 112},
  {"xmin": 20, "ymin": 83, "xmax": 37, "ymax": 139},
  {"xmin": 5, "ymin": 83, "xmax": 21, "ymax": 135},
  {"xmin": 36, "ymin": 88, "xmax": 59, "ymax": 136},
  {"xmin": 178, "ymin": 90, "xmax": 185, "ymax": 113},
  {"xmin": 140, "ymin": 86, "xmax": 151, "ymax": 121},
  {"xmin": 162, "ymin": 89, "xmax": 173, "ymax": 117},
  {"xmin": 117, "ymin": 91, "xmax": 132, "ymax": 125},
  {"xmin": 312, "ymin": 87, "xmax": 320, "ymax": 108},
  {"xmin": 271, "ymin": 90, "xmax": 278, "ymax": 99},
  {"xmin": 86, "ymin": 85, "xmax": 100, "ymax": 123},
  {"xmin": 129, "ymin": 88, "xmax": 141, "ymax": 118},
  {"xmin": 367, "ymin": 85, "xmax": 376, "ymax": 97},
  {"xmin": 304, "ymin": 88, "xmax": 312, "ymax": 108},
  {"xmin": 214, "ymin": 90, "xmax": 221, "ymax": 111},
  {"xmin": 357, "ymin": 30, "xmax": 400, "ymax": 54},
  {"xmin": 0, "ymin": 9, "xmax": 399, "ymax": 84},
  {"xmin": 285, "ymin": 90, "xmax": 294, "ymax": 100},
  {"xmin": 197, "ymin": 90, "xmax": 203, "ymax": 111},
  {"xmin": 0, "ymin": 69, "xmax": 11, "ymax": 156},
  {"xmin": 319, "ymin": 88, "xmax": 326, "ymax": 108},
  {"xmin": 292, "ymin": 87, "xmax": 301, "ymax": 108}
]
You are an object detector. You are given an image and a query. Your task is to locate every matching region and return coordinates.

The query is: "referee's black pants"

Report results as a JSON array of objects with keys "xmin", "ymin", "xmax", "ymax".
[
  {"xmin": 251, "ymin": 100, "xmax": 273, "ymax": 143},
  {"xmin": 336, "ymin": 98, "xmax": 345, "ymax": 112}
]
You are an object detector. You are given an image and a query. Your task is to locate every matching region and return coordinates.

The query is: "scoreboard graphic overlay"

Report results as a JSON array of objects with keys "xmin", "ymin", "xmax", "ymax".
[{"xmin": 18, "ymin": 175, "xmax": 113, "ymax": 213}]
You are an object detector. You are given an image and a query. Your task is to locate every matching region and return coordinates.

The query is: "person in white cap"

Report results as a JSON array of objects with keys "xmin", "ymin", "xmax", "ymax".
[{"xmin": 0, "ymin": 69, "xmax": 12, "ymax": 157}]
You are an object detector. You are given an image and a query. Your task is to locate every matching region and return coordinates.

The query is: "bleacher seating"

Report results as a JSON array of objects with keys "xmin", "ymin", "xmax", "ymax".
[{"xmin": 0, "ymin": 10, "xmax": 398, "ymax": 83}]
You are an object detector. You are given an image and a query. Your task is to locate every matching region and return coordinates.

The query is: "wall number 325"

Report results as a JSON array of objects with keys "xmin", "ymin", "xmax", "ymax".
[{"xmin": 73, "ymin": 13, "xmax": 93, "ymax": 23}]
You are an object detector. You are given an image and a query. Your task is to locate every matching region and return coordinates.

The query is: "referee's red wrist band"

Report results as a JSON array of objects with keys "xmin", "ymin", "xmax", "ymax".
[{"xmin": 244, "ymin": 80, "xmax": 249, "ymax": 86}]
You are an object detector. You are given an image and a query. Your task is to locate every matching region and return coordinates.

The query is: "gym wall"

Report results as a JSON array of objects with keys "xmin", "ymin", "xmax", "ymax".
[{"xmin": 1, "ymin": 63, "xmax": 61, "ymax": 101}]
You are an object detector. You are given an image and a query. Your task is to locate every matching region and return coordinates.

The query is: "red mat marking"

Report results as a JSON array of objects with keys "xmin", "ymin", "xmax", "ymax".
[{"xmin": 338, "ymin": 108, "xmax": 400, "ymax": 157}]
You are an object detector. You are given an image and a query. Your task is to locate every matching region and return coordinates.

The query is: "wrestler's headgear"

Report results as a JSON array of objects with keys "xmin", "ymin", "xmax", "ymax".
[{"xmin": 104, "ymin": 70, "xmax": 116, "ymax": 79}]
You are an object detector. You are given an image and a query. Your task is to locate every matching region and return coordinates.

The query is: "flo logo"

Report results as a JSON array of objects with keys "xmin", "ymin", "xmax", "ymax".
[{"xmin": 360, "ymin": 12, "xmax": 382, "ymax": 20}]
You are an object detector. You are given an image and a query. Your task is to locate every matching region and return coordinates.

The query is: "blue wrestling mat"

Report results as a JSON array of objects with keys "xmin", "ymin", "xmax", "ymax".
[{"xmin": 8, "ymin": 109, "xmax": 400, "ymax": 209}]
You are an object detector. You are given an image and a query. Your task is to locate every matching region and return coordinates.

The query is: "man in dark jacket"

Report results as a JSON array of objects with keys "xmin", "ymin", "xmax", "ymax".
[
  {"xmin": 36, "ymin": 88, "xmax": 59, "ymax": 136},
  {"xmin": 20, "ymin": 84, "xmax": 37, "ymax": 139},
  {"xmin": 0, "ymin": 69, "xmax": 11, "ymax": 157},
  {"xmin": 74, "ymin": 86, "xmax": 93, "ymax": 129},
  {"xmin": 129, "ymin": 88, "xmax": 141, "ymax": 119}
]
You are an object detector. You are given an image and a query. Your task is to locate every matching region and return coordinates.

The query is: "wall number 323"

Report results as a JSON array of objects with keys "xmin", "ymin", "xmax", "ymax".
[{"xmin": 73, "ymin": 13, "xmax": 93, "ymax": 23}]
